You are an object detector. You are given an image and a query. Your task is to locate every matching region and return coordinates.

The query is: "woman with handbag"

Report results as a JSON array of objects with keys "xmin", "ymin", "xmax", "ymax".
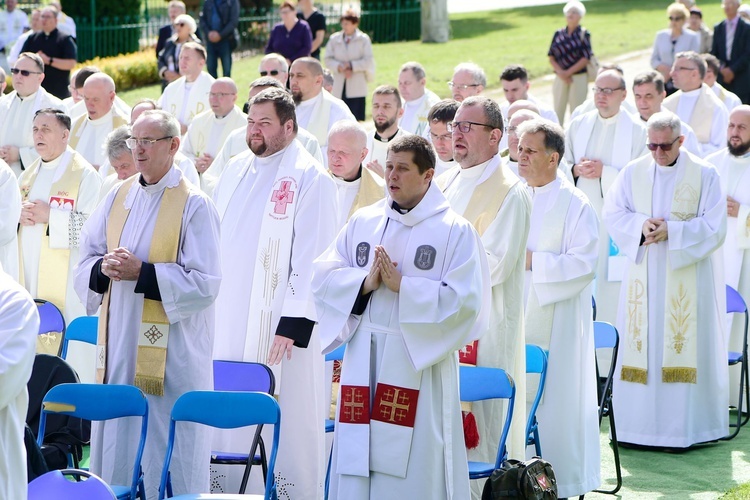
[{"xmin": 548, "ymin": 0, "xmax": 594, "ymax": 125}]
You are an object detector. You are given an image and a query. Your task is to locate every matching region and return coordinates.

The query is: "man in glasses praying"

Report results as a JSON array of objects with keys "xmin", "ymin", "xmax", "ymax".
[
  {"xmin": 563, "ymin": 69, "xmax": 647, "ymax": 326},
  {"xmin": 603, "ymin": 110, "xmax": 728, "ymax": 449}
]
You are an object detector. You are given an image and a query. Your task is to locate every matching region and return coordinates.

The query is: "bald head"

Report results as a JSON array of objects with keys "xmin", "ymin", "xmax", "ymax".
[
  {"xmin": 209, "ymin": 78, "xmax": 238, "ymax": 116},
  {"xmin": 290, "ymin": 57, "xmax": 324, "ymax": 103},
  {"xmin": 728, "ymin": 105, "xmax": 750, "ymax": 156},
  {"xmin": 508, "ymin": 109, "xmax": 539, "ymax": 161},
  {"xmin": 327, "ymin": 121, "xmax": 368, "ymax": 181},
  {"xmin": 293, "ymin": 57, "xmax": 323, "ymax": 76},
  {"xmin": 83, "ymin": 73, "xmax": 116, "ymax": 119},
  {"xmin": 507, "ymin": 99, "xmax": 540, "ymax": 119},
  {"xmin": 594, "ymin": 70, "xmax": 627, "ymax": 118}
]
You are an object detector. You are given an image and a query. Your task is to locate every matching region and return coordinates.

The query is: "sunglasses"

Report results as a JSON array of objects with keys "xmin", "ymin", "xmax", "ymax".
[
  {"xmin": 260, "ymin": 70, "xmax": 280, "ymax": 76},
  {"xmin": 11, "ymin": 68, "xmax": 42, "ymax": 76},
  {"xmin": 173, "ymin": 22, "xmax": 185, "ymax": 27},
  {"xmin": 646, "ymin": 137, "xmax": 680, "ymax": 152}
]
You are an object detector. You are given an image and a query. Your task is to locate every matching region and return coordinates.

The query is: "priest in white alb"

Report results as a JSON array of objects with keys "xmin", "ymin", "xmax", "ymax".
[
  {"xmin": 505, "ymin": 109, "xmax": 539, "ymax": 178},
  {"xmin": 438, "ymin": 96, "xmax": 530, "ymax": 494},
  {"xmin": 313, "ymin": 134, "xmax": 489, "ymax": 499},
  {"xmin": 364, "ymin": 85, "xmax": 411, "ymax": 178},
  {"xmin": 0, "ymin": 158, "xmax": 21, "ymax": 280},
  {"xmin": 98, "ymin": 125, "xmax": 138, "ymax": 201},
  {"xmin": 68, "ymin": 73, "xmax": 129, "ymax": 171},
  {"xmin": 75, "ymin": 110, "xmax": 221, "ymax": 498},
  {"xmin": 603, "ymin": 111, "xmax": 728, "ymax": 448},
  {"xmin": 158, "ymin": 42, "xmax": 215, "ymax": 135},
  {"xmin": 427, "ymin": 99, "xmax": 459, "ymax": 177},
  {"xmin": 18, "ymin": 108, "xmax": 101, "ymax": 322},
  {"xmin": 0, "ymin": 53, "xmax": 62, "ymax": 177},
  {"xmin": 563, "ymin": 69, "xmax": 647, "ymax": 325},
  {"xmin": 212, "ymin": 88, "xmax": 338, "ymax": 499},
  {"xmin": 707, "ymin": 105, "xmax": 750, "ymax": 413},
  {"xmin": 517, "ymin": 118, "xmax": 600, "ymax": 497},
  {"xmin": 397, "ymin": 62, "xmax": 441, "ymax": 137}
]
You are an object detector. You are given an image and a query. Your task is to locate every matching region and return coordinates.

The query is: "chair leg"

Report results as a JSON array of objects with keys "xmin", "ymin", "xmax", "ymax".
[
  {"xmin": 534, "ymin": 428, "xmax": 542, "ymax": 457},
  {"xmin": 325, "ymin": 438, "xmax": 334, "ymax": 500},
  {"xmin": 724, "ymin": 360, "xmax": 746, "ymax": 440},
  {"xmin": 594, "ymin": 398, "xmax": 622, "ymax": 495},
  {"xmin": 742, "ymin": 357, "xmax": 750, "ymax": 427}
]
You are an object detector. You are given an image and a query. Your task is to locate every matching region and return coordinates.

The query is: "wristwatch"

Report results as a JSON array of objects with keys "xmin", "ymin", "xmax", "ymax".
[{"xmin": 49, "ymin": 57, "xmax": 54, "ymax": 65}]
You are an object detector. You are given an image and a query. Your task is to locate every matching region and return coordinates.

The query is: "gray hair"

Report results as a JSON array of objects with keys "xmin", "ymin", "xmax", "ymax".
[
  {"xmin": 647, "ymin": 111, "xmax": 682, "ymax": 138},
  {"xmin": 563, "ymin": 0, "xmax": 586, "ymax": 16},
  {"xmin": 516, "ymin": 118, "xmax": 566, "ymax": 159},
  {"xmin": 174, "ymin": 13, "xmax": 197, "ymax": 35},
  {"xmin": 400, "ymin": 61, "xmax": 426, "ymax": 81},
  {"xmin": 453, "ymin": 62, "xmax": 486, "ymax": 88},
  {"xmin": 675, "ymin": 50, "xmax": 706, "ymax": 80},
  {"xmin": 460, "ymin": 96, "xmax": 504, "ymax": 133},
  {"xmin": 105, "ymin": 125, "xmax": 132, "ymax": 160},
  {"xmin": 138, "ymin": 110, "xmax": 180, "ymax": 138},
  {"xmin": 168, "ymin": 0, "xmax": 186, "ymax": 12},
  {"xmin": 328, "ymin": 120, "xmax": 367, "ymax": 148},
  {"xmin": 260, "ymin": 53, "xmax": 289, "ymax": 73},
  {"xmin": 322, "ymin": 68, "xmax": 334, "ymax": 89}
]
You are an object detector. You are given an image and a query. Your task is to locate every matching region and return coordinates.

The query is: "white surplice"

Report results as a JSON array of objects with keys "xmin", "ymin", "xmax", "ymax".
[
  {"xmin": 74, "ymin": 166, "xmax": 221, "ymax": 500},
  {"xmin": 440, "ymin": 156, "xmax": 531, "ymax": 497},
  {"xmin": 312, "ymin": 181, "xmax": 489, "ymax": 500},
  {"xmin": 0, "ymin": 266, "xmax": 38, "ymax": 500},
  {"xmin": 711, "ymin": 83, "xmax": 742, "ymax": 113},
  {"xmin": 707, "ymin": 147, "xmax": 750, "ymax": 411},
  {"xmin": 158, "ymin": 72, "xmax": 215, "ymax": 129},
  {"xmin": 70, "ymin": 109, "xmax": 129, "ymax": 169},
  {"xmin": 295, "ymin": 90, "xmax": 356, "ymax": 164},
  {"xmin": 602, "ymin": 149, "xmax": 729, "ymax": 447},
  {"xmin": 0, "ymin": 159, "xmax": 20, "ymax": 280},
  {"xmin": 563, "ymin": 109, "xmax": 647, "ymax": 326},
  {"xmin": 524, "ymin": 174, "xmax": 601, "ymax": 498},
  {"xmin": 19, "ymin": 148, "xmax": 102, "ymax": 322},
  {"xmin": 399, "ymin": 89, "xmax": 441, "ymax": 138},
  {"xmin": 212, "ymin": 140, "xmax": 338, "ymax": 500}
]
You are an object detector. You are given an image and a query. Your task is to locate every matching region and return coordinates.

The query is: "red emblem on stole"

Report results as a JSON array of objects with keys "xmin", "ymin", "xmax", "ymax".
[
  {"xmin": 371, "ymin": 383, "xmax": 419, "ymax": 428},
  {"xmin": 271, "ymin": 180, "xmax": 295, "ymax": 214},
  {"xmin": 49, "ymin": 196, "xmax": 75, "ymax": 211},
  {"xmin": 459, "ymin": 340, "xmax": 478, "ymax": 365},
  {"xmin": 339, "ymin": 385, "xmax": 370, "ymax": 424}
]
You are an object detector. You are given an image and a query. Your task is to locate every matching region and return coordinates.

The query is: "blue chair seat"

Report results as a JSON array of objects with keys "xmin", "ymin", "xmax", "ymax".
[
  {"xmin": 111, "ymin": 484, "xmax": 132, "ymax": 499},
  {"xmin": 324, "ymin": 419, "xmax": 334, "ymax": 433},
  {"xmin": 468, "ymin": 460, "xmax": 497, "ymax": 479},
  {"xmin": 210, "ymin": 451, "xmax": 262, "ymax": 464},
  {"xmin": 729, "ymin": 351, "xmax": 744, "ymax": 365}
]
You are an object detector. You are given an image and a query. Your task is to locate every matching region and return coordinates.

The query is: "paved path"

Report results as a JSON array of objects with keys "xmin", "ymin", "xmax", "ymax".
[{"xmin": 448, "ymin": 0, "xmax": 569, "ymax": 14}]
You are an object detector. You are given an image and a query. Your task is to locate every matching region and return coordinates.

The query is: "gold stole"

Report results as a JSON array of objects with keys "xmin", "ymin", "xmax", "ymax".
[
  {"xmin": 348, "ymin": 167, "xmax": 385, "ymax": 218},
  {"xmin": 664, "ymin": 85, "xmax": 714, "ymax": 145},
  {"xmin": 69, "ymin": 111, "xmax": 129, "ymax": 150},
  {"xmin": 622, "ymin": 157, "xmax": 701, "ymax": 384},
  {"xmin": 18, "ymin": 151, "xmax": 85, "ymax": 312},
  {"xmin": 97, "ymin": 176, "xmax": 190, "ymax": 396}
]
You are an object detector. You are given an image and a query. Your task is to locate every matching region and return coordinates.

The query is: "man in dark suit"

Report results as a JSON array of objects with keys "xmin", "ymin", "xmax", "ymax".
[
  {"xmin": 712, "ymin": 0, "xmax": 750, "ymax": 104},
  {"xmin": 155, "ymin": 1, "xmax": 186, "ymax": 60}
]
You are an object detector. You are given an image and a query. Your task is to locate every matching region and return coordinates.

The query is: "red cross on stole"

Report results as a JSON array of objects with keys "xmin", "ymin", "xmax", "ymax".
[
  {"xmin": 371, "ymin": 383, "xmax": 419, "ymax": 428},
  {"xmin": 339, "ymin": 385, "xmax": 370, "ymax": 424}
]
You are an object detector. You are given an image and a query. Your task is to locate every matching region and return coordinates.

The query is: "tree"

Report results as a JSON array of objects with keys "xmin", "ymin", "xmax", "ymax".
[{"xmin": 421, "ymin": 0, "xmax": 449, "ymax": 43}]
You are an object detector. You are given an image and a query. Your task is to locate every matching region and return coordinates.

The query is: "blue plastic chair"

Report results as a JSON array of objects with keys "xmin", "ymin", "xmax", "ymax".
[
  {"xmin": 324, "ymin": 344, "xmax": 346, "ymax": 499},
  {"xmin": 38, "ymin": 384, "xmax": 149, "ymax": 500},
  {"xmin": 525, "ymin": 344, "xmax": 548, "ymax": 457},
  {"xmin": 158, "ymin": 391, "xmax": 281, "ymax": 500},
  {"xmin": 29, "ymin": 469, "xmax": 117, "ymax": 500},
  {"xmin": 211, "ymin": 360, "xmax": 275, "ymax": 494},
  {"xmin": 35, "ymin": 299, "xmax": 66, "ymax": 356},
  {"xmin": 592, "ymin": 321, "xmax": 622, "ymax": 495},
  {"xmin": 61, "ymin": 316, "xmax": 98, "ymax": 360},
  {"xmin": 725, "ymin": 285, "xmax": 750, "ymax": 440},
  {"xmin": 459, "ymin": 366, "xmax": 515, "ymax": 480}
]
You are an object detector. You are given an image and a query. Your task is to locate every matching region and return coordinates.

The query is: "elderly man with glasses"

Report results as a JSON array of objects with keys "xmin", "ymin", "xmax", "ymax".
[
  {"xmin": 448, "ymin": 62, "xmax": 485, "ymax": 102},
  {"xmin": 563, "ymin": 68, "xmax": 647, "ymax": 326},
  {"xmin": 603, "ymin": 110, "xmax": 728, "ymax": 450},
  {"xmin": 436, "ymin": 96, "xmax": 530, "ymax": 498},
  {"xmin": 258, "ymin": 52, "xmax": 289, "ymax": 85}
]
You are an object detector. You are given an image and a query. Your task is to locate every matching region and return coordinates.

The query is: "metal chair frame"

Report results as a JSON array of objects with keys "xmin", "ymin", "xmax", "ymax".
[
  {"xmin": 60, "ymin": 316, "xmax": 98, "ymax": 360},
  {"xmin": 723, "ymin": 285, "xmax": 750, "ymax": 440},
  {"xmin": 525, "ymin": 344, "xmax": 548, "ymax": 457}
]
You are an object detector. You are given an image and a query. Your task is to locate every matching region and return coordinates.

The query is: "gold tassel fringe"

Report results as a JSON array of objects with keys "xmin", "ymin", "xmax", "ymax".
[
  {"xmin": 621, "ymin": 366, "xmax": 648, "ymax": 384},
  {"xmin": 662, "ymin": 367, "xmax": 697, "ymax": 384}
]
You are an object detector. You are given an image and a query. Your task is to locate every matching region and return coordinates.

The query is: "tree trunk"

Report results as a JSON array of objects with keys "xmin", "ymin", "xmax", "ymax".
[{"xmin": 421, "ymin": 0, "xmax": 450, "ymax": 43}]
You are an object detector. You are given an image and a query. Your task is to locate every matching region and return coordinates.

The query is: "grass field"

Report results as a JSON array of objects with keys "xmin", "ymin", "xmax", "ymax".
[{"xmin": 119, "ymin": 0, "xmax": 724, "ymax": 109}]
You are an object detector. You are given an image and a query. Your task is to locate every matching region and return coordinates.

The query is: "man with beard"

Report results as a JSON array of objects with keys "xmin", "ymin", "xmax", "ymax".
[
  {"xmin": 364, "ymin": 85, "xmax": 411, "ymax": 178},
  {"xmin": 290, "ymin": 56, "xmax": 355, "ymax": 164},
  {"xmin": 707, "ymin": 105, "xmax": 750, "ymax": 415},
  {"xmin": 212, "ymin": 88, "xmax": 337, "ymax": 499},
  {"xmin": 426, "ymin": 99, "xmax": 459, "ymax": 176}
]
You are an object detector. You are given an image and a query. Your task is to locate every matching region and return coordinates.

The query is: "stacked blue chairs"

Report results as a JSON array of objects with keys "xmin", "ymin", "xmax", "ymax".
[
  {"xmin": 29, "ymin": 469, "xmax": 117, "ymax": 499},
  {"xmin": 38, "ymin": 383, "xmax": 148, "ymax": 499},
  {"xmin": 158, "ymin": 391, "xmax": 281, "ymax": 500},
  {"xmin": 61, "ymin": 316, "xmax": 98, "ymax": 360},
  {"xmin": 525, "ymin": 344, "xmax": 548, "ymax": 457}
]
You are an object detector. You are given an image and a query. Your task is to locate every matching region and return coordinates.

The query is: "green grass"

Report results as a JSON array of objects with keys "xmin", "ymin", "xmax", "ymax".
[
  {"xmin": 724, "ymin": 482, "xmax": 750, "ymax": 499},
  {"xmin": 119, "ymin": 0, "xmax": 725, "ymax": 108}
]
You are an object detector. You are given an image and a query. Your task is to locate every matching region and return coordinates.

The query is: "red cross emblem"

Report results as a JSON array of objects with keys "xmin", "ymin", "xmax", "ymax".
[
  {"xmin": 372, "ymin": 383, "xmax": 419, "ymax": 428},
  {"xmin": 271, "ymin": 180, "xmax": 295, "ymax": 214},
  {"xmin": 339, "ymin": 385, "xmax": 370, "ymax": 424},
  {"xmin": 459, "ymin": 340, "xmax": 478, "ymax": 366}
]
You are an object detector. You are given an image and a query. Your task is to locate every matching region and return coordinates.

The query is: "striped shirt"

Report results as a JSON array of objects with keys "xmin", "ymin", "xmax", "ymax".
[{"xmin": 548, "ymin": 26, "xmax": 593, "ymax": 72}]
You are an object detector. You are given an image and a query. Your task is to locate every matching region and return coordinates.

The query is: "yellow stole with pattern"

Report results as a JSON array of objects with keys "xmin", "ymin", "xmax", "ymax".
[
  {"xmin": 622, "ymin": 156, "xmax": 701, "ymax": 384},
  {"xmin": 68, "ymin": 111, "xmax": 129, "ymax": 150},
  {"xmin": 347, "ymin": 166, "xmax": 385, "ymax": 218},
  {"xmin": 97, "ymin": 175, "xmax": 190, "ymax": 396},
  {"xmin": 664, "ymin": 85, "xmax": 715, "ymax": 146}
]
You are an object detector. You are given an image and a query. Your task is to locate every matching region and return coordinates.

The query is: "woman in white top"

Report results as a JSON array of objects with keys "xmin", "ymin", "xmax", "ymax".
[{"xmin": 651, "ymin": 3, "xmax": 700, "ymax": 94}]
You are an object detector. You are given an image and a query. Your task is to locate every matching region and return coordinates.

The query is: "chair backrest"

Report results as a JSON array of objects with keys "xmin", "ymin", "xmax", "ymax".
[
  {"xmin": 35, "ymin": 299, "xmax": 66, "ymax": 356},
  {"xmin": 592, "ymin": 295, "xmax": 597, "ymax": 321},
  {"xmin": 524, "ymin": 344, "xmax": 548, "ymax": 440},
  {"xmin": 213, "ymin": 360, "xmax": 275, "ymax": 393},
  {"xmin": 39, "ymin": 384, "xmax": 148, "ymax": 500},
  {"xmin": 593, "ymin": 321, "xmax": 620, "ymax": 421},
  {"xmin": 727, "ymin": 285, "xmax": 748, "ymax": 315},
  {"xmin": 159, "ymin": 391, "xmax": 281, "ymax": 500},
  {"xmin": 459, "ymin": 366, "xmax": 515, "ymax": 468},
  {"xmin": 26, "ymin": 354, "xmax": 82, "ymax": 436},
  {"xmin": 28, "ymin": 469, "xmax": 117, "ymax": 500},
  {"xmin": 325, "ymin": 344, "xmax": 346, "ymax": 362},
  {"xmin": 61, "ymin": 316, "xmax": 98, "ymax": 360}
]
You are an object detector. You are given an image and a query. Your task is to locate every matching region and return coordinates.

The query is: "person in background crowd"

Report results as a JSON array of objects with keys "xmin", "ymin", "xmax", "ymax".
[
  {"xmin": 156, "ymin": 1, "xmax": 186, "ymax": 61},
  {"xmin": 8, "ymin": 8, "xmax": 40, "ymax": 67},
  {"xmin": 689, "ymin": 7, "xmax": 713, "ymax": 54},
  {"xmin": 199, "ymin": 0, "xmax": 240, "ymax": 78},
  {"xmin": 398, "ymin": 61, "xmax": 441, "ymax": 137},
  {"xmin": 158, "ymin": 13, "xmax": 202, "ymax": 88},
  {"xmin": 265, "ymin": 1, "xmax": 312, "ymax": 67},
  {"xmin": 0, "ymin": 0, "xmax": 29, "ymax": 72},
  {"xmin": 651, "ymin": 2, "xmax": 700, "ymax": 95},
  {"xmin": 448, "ymin": 62, "xmax": 485, "ymax": 103},
  {"xmin": 49, "ymin": 1, "xmax": 75, "ymax": 38},
  {"xmin": 711, "ymin": 0, "xmax": 750, "ymax": 104},
  {"xmin": 297, "ymin": 0, "xmax": 326, "ymax": 60}
]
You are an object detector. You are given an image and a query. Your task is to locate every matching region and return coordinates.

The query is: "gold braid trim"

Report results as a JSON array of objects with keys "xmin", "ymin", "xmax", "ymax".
[{"xmin": 662, "ymin": 367, "xmax": 697, "ymax": 384}]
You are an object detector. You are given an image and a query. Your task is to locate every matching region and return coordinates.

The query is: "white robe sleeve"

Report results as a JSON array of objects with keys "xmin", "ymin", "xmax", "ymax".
[
  {"xmin": 49, "ymin": 167, "xmax": 102, "ymax": 249},
  {"xmin": 667, "ymin": 166, "xmax": 727, "ymax": 270},
  {"xmin": 0, "ymin": 277, "xmax": 37, "ymax": 410},
  {"xmin": 702, "ymin": 105, "xmax": 729, "ymax": 156},
  {"xmin": 602, "ymin": 165, "xmax": 650, "ymax": 264},
  {"xmin": 481, "ymin": 183, "xmax": 531, "ymax": 286},
  {"xmin": 0, "ymin": 163, "xmax": 20, "ymax": 248},
  {"xmin": 176, "ymin": 156, "xmax": 200, "ymax": 188},
  {"xmin": 180, "ymin": 126, "xmax": 199, "ymax": 163}
]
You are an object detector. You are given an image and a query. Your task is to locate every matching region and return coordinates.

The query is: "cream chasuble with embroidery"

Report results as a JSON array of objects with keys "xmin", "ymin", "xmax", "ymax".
[
  {"xmin": 664, "ymin": 84, "xmax": 728, "ymax": 156},
  {"xmin": 158, "ymin": 72, "xmax": 215, "ymax": 129}
]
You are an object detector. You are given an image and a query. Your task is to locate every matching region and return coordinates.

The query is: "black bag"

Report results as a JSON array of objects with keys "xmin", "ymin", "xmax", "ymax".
[{"xmin": 481, "ymin": 457, "xmax": 558, "ymax": 500}]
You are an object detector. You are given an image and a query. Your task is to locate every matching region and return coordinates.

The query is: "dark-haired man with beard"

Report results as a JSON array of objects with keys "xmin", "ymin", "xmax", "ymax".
[
  {"xmin": 364, "ymin": 85, "xmax": 411, "ymax": 177},
  {"xmin": 708, "ymin": 104, "xmax": 750, "ymax": 415}
]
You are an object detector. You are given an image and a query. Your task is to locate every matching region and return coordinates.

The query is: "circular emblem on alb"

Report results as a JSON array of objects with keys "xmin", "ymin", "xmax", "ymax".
[
  {"xmin": 414, "ymin": 245, "xmax": 436, "ymax": 270},
  {"xmin": 356, "ymin": 242, "xmax": 371, "ymax": 267}
]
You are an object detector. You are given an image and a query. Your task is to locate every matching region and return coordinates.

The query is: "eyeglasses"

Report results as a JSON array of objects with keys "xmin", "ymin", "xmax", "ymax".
[
  {"xmin": 208, "ymin": 92, "xmax": 236, "ymax": 98},
  {"xmin": 259, "ymin": 70, "xmax": 280, "ymax": 76},
  {"xmin": 506, "ymin": 126, "xmax": 518, "ymax": 134},
  {"xmin": 646, "ymin": 137, "xmax": 680, "ymax": 151},
  {"xmin": 430, "ymin": 132, "xmax": 452, "ymax": 142},
  {"xmin": 673, "ymin": 66, "xmax": 697, "ymax": 72},
  {"xmin": 11, "ymin": 68, "xmax": 42, "ymax": 76},
  {"xmin": 668, "ymin": 16, "xmax": 684, "ymax": 21},
  {"xmin": 125, "ymin": 136, "xmax": 173, "ymax": 149},
  {"xmin": 173, "ymin": 22, "xmax": 185, "ymax": 28},
  {"xmin": 592, "ymin": 86, "xmax": 625, "ymax": 95},
  {"xmin": 447, "ymin": 82, "xmax": 480, "ymax": 90},
  {"xmin": 447, "ymin": 121, "xmax": 493, "ymax": 133}
]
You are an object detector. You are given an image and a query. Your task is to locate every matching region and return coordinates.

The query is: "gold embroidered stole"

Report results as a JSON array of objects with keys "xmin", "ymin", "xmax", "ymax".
[
  {"xmin": 306, "ymin": 93, "xmax": 333, "ymax": 147},
  {"xmin": 664, "ymin": 85, "xmax": 715, "ymax": 145},
  {"xmin": 348, "ymin": 166, "xmax": 385, "ymax": 218},
  {"xmin": 622, "ymin": 157, "xmax": 701, "ymax": 384},
  {"xmin": 69, "ymin": 111, "xmax": 129, "ymax": 150},
  {"xmin": 97, "ymin": 176, "xmax": 190, "ymax": 395},
  {"xmin": 18, "ymin": 151, "xmax": 84, "ymax": 312}
]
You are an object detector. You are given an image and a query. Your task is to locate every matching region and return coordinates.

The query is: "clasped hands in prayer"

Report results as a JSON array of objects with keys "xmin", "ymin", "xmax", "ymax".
[
  {"xmin": 573, "ymin": 158, "xmax": 603, "ymax": 179},
  {"xmin": 194, "ymin": 153, "xmax": 214, "ymax": 174},
  {"xmin": 727, "ymin": 195, "xmax": 740, "ymax": 218},
  {"xmin": 20, "ymin": 200, "xmax": 50, "ymax": 226},
  {"xmin": 0, "ymin": 145, "xmax": 20, "ymax": 163},
  {"xmin": 363, "ymin": 245, "xmax": 402, "ymax": 295},
  {"xmin": 101, "ymin": 247, "xmax": 142, "ymax": 282},
  {"xmin": 642, "ymin": 218, "xmax": 668, "ymax": 246}
]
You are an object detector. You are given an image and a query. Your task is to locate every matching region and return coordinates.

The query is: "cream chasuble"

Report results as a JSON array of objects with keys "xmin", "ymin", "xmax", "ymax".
[
  {"xmin": 0, "ymin": 160, "xmax": 21, "ymax": 280},
  {"xmin": 399, "ymin": 89, "xmax": 440, "ymax": 138},
  {"xmin": 158, "ymin": 72, "xmax": 215, "ymax": 129},
  {"xmin": 563, "ymin": 109, "xmax": 647, "ymax": 326},
  {"xmin": 438, "ymin": 155, "xmax": 531, "ymax": 491},
  {"xmin": 18, "ymin": 148, "xmax": 101, "ymax": 322},
  {"xmin": 331, "ymin": 166, "xmax": 385, "ymax": 229},
  {"xmin": 711, "ymin": 83, "xmax": 742, "ymax": 113},
  {"xmin": 180, "ymin": 106, "xmax": 247, "ymax": 165},
  {"xmin": 523, "ymin": 174, "xmax": 600, "ymax": 498},
  {"xmin": 603, "ymin": 150, "xmax": 728, "ymax": 448},
  {"xmin": 664, "ymin": 84, "xmax": 728, "ymax": 156},
  {"xmin": 69, "ymin": 109, "xmax": 129, "ymax": 169}
]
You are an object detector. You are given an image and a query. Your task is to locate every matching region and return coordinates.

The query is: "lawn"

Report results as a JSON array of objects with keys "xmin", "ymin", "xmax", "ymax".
[{"xmin": 119, "ymin": 0, "xmax": 724, "ymax": 109}]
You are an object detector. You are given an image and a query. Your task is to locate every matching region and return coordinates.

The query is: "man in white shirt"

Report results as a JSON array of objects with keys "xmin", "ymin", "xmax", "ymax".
[
  {"xmin": 397, "ymin": 61, "xmax": 440, "ymax": 137},
  {"xmin": 364, "ymin": 85, "xmax": 410, "ymax": 177},
  {"xmin": 448, "ymin": 62, "xmax": 485, "ymax": 102},
  {"xmin": 0, "ymin": 0, "xmax": 29, "ymax": 72},
  {"xmin": 426, "ymin": 99, "xmax": 458, "ymax": 176}
]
